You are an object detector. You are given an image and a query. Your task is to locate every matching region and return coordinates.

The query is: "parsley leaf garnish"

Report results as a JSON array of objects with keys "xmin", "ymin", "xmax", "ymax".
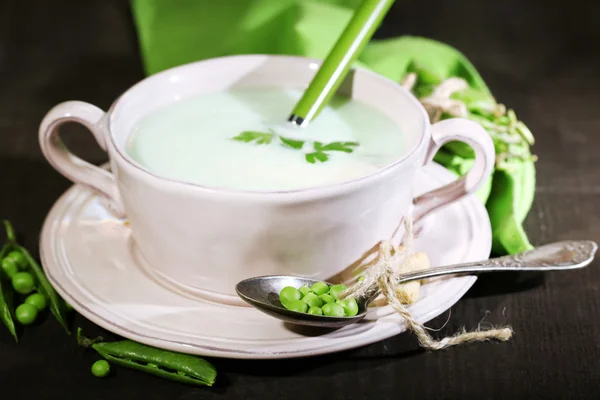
[
  {"xmin": 232, "ymin": 130, "xmax": 274, "ymax": 145},
  {"xmin": 279, "ymin": 136, "xmax": 305, "ymax": 149},
  {"xmin": 305, "ymin": 141, "xmax": 359, "ymax": 163},
  {"xmin": 318, "ymin": 141, "xmax": 359, "ymax": 153},
  {"xmin": 305, "ymin": 152, "xmax": 330, "ymax": 164},
  {"xmin": 231, "ymin": 129, "xmax": 359, "ymax": 164}
]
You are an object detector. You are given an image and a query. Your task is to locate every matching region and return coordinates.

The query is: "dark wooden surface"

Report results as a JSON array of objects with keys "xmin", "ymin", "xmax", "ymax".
[{"xmin": 1, "ymin": 0, "xmax": 599, "ymax": 399}]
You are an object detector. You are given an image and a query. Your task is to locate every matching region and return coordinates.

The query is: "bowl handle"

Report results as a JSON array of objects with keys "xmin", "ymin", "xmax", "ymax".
[
  {"xmin": 413, "ymin": 118, "xmax": 495, "ymax": 221},
  {"xmin": 39, "ymin": 101, "xmax": 125, "ymax": 218}
]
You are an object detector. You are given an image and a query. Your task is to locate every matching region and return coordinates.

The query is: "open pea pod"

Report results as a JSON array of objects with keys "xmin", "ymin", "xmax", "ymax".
[
  {"xmin": 3, "ymin": 221, "xmax": 70, "ymax": 333},
  {"xmin": 16, "ymin": 244, "xmax": 71, "ymax": 333}
]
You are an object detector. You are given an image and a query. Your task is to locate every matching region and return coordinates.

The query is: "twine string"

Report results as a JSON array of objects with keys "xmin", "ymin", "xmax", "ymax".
[{"xmin": 340, "ymin": 218, "xmax": 513, "ymax": 351}]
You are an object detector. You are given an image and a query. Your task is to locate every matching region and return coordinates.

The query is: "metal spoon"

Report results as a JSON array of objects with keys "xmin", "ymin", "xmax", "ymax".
[{"xmin": 235, "ymin": 240, "xmax": 597, "ymax": 328}]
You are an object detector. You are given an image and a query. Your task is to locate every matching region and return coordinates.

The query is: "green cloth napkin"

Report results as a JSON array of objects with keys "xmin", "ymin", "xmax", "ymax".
[{"xmin": 130, "ymin": 0, "xmax": 536, "ymax": 255}]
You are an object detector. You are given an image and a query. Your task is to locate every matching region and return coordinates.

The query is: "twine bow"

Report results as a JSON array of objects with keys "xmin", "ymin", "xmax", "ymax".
[{"xmin": 341, "ymin": 218, "xmax": 513, "ymax": 351}]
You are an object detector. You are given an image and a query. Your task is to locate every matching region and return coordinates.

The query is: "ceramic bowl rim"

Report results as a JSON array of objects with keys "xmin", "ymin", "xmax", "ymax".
[{"xmin": 106, "ymin": 54, "xmax": 431, "ymax": 197}]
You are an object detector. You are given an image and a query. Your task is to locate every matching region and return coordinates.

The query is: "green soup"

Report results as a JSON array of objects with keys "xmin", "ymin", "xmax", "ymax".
[{"xmin": 126, "ymin": 87, "xmax": 408, "ymax": 191}]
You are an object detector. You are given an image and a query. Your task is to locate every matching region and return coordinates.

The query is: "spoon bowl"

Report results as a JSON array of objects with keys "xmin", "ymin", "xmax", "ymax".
[{"xmin": 235, "ymin": 275, "xmax": 368, "ymax": 328}]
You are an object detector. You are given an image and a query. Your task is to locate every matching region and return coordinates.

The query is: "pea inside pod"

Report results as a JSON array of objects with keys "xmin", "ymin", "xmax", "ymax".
[
  {"xmin": 25, "ymin": 293, "xmax": 47, "ymax": 311},
  {"xmin": 5, "ymin": 250, "xmax": 27, "ymax": 270},
  {"xmin": 1, "ymin": 257, "xmax": 18, "ymax": 278},
  {"xmin": 15, "ymin": 303, "xmax": 38, "ymax": 325},
  {"xmin": 12, "ymin": 271, "xmax": 35, "ymax": 295}
]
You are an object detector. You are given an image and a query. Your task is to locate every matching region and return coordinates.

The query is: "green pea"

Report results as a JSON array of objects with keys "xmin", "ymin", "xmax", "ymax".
[
  {"xmin": 12, "ymin": 271, "xmax": 35, "ymax": 295},
  {"xmin": 285, "ymin": 300, "xmax": 308, "ymax": 313},
  {"xmin": 322, "ymin": 303, "xmax": 345, "ymax": 317},
  {"xmin": 6, "ymin": 250, "xmax": 28, "ymax": 269},
  {"xmin": 15, "ymin": 303, "xmax": 38, "ymax": 325},
  {"xmin": 338, "ymin": 297, "xmax": 359, "ymax": 317},
  {"xmin": 319, "ymin": 294, "xmax": 335, "ymax": 304},
  {"xmin": 298, "ymin": 285, "xmax": 312, "ymax": 297},
  {"xmin": 91, "ymin": 360, "xmax": 111, "ymax": 378},
  {"xmin": 1, "ymin": 257, "xmax": 18, "ymax": 278},
  {"xmin": 147, "ymin": 363, "xmax": 159, "ymax": 368},
  {"xmin": 279, "ymin": 286, "xmax": 301, "ymax": 307},
  {"xmin": 307, "ymin": 306, "xmax": 323, "ymax": 315},
  {"xmin": 25, "ymin": 293, "xmax": 47, "ymax": 311},
  {"xmin": 301, "ymin": 293, "xmax": 323, "ymax": 308},
  {"xmin": 329, "ymin": 284, "xmax": 347, "ymax": 300},
  {"xmin": 310, "ymin": 281, "xmax": 329, "ymax": 296}
]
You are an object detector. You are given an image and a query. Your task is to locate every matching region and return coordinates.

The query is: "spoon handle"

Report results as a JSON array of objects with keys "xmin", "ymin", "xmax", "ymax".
[
  {"xmin": 288, "ymin": 0, "xmax": 395, "ymax": 127},
  {"xmin": 397, "ymin": 240, "xmax": 598, "ymax": 284}
]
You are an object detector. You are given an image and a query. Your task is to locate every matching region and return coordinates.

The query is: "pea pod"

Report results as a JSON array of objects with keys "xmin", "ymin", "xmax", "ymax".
[
  {"xmin": 3, "ymin": 221, "xmax": 70, "ymax": 333},
  {"xmin": 91, "ymin": 340, "xmax": 217, "ymax": 387},
  {"xmin": 0, "ymin": 243, "xmax": 18, "ymax": 342}
]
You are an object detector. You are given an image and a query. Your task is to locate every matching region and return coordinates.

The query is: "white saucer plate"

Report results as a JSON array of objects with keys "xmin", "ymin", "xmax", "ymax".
[{"xmin": 40, "ymin": 163, "xmax": 491, "ymax": 359}]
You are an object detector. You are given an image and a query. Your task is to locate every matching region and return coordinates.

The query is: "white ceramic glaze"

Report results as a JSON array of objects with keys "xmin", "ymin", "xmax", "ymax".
[
  {"xmin": 40, "ymin": 163, "xmax": 491, "ymax": 359},
  {"xmin": 39, "ymin": 55, "xmax": 495, "ymax": 303}
]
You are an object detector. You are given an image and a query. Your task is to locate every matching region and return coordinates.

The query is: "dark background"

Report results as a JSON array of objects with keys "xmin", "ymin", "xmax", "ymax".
[{"xmin": 1, "ymin": 0, "xmax": 599, "ymax": 399}]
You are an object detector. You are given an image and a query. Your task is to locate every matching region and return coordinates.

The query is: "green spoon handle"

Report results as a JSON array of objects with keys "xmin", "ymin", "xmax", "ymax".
[{"xmin": 289, "ymin": 0, "xmax": 396, "ymax": 127}]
